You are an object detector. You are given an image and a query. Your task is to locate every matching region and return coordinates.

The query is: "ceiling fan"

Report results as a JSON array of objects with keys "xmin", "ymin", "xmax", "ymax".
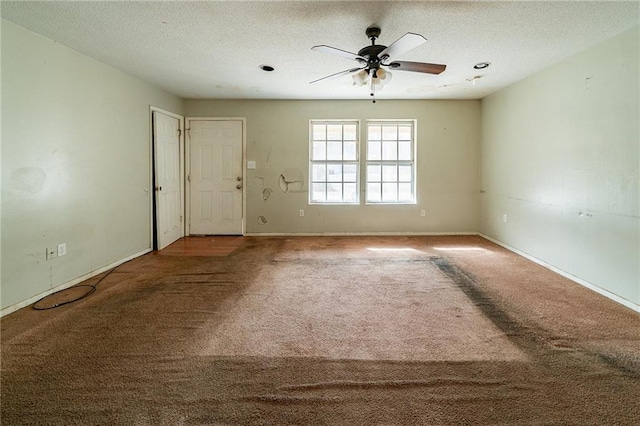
[{"xmin": 310, "ymin": 25, "xmax": 446, "ymax": 102}]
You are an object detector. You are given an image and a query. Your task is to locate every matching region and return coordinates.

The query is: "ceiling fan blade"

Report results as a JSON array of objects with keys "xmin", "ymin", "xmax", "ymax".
[
  {"xmin": 312, "ymin": 45, "xmax": 366, "ymax": 63},
  {"xmin": 378, "ymin": 33, "xmax": 427, "ymax": 61},
  {"xmin": 387, "ymin": 61, "xmax": 446, "ymax": 75},
  {"xmin": 309, "ymin": 67, "xmax": 365, "ymax": 84}
]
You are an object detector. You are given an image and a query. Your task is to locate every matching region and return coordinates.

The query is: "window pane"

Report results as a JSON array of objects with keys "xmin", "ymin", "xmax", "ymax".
[
  {"xmin": 382, "ymin": 125, "xmax": 398, "ymax": 140},
  {"xmin": 344, "ymin": 164, "xmax": 358, "ymax": 182},
  {"xmin": 327, "ymin": 124, "xmax": 342, "ymax": 140},
  {"xmin": 327, "ymin": 141, "xmax": 342, "ymax": 160},
  {"xmin": 382, "ymin": 164, "xmax": 397, "ymax": 181},
  {"xmin": 310, "ymin": 120, "xmax": 360, "ymax": 204},
  {"xmin": 398, "ymin": 141, "xmax": 412, "ymax": 160},
  {"xmin": 343, "ymin": 183, "xmax": 357, "ymax": 202},
  {"xmin": 327, "ymin": 183, "xmax": 342, "ymax": 201},
  {"xmin": 343, "ymin": 124, "xmax": 357, "ymax": 141},
  {"xmin": 313, "ymin": 141, "xmax": 326, "ymax": 160},
  {"xmin": 382, "ymin": 141, "xmax": 397, "ymax": 160},
  {"xmin": 369, "ymin": 125, "xmax": 382, "ymax": 140},
  {"xmin": 398, "ymin": 183, "xmax": 413, "ymax": 201},
  {"xmin": 398, "ymin": 165, "xmax": 412, "ymax": 182},
  {"xmin": 312, "ymin": 163, "xmax": 326, "ymax": 181},
  {"xmin": 367, "ymin": 183, "xmax": 381, "ymax": 202},
  {"xmin": 327, "ymin": 163, "xmax": 342, "ymax": 182},
  {"xmin": 367, "ymin": 164, "xmax": 381, "ymax": 182},
  {"xmin": 365, "ymin": 121, "xmax": 414, "ymax": 204},
  {"xmin": 398, "ymin": 125, "xmax": 412, "ymax": 141},
  {"xmin": 311, "ymin": 183, "xmax": 326, "ymax": 202},
  {"xmin": 344, "ymin": 141, "xmax": 357, "ymax": 161},
  {"xmin": 368, "ymin": 141, "xmax": 381, "ymax": 160},
  {"xmin": 313, "ymin": 124, "xmax": 326, "ymax": 141},
  {"xmin": 382, "ymin": 183, "xmax": 398, "ymax": 201}
]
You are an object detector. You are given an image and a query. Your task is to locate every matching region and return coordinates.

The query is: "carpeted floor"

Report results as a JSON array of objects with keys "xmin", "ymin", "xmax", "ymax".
[{"xmin": 2, "ymin": 236, "xmax": 639, "ymax": 424}]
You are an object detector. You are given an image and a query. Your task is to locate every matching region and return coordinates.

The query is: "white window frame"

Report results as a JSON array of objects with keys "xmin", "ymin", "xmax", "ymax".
[
  {"xmin": 365, "ymin": 120, "xmax": 417, "ymax": 204},
  {"xmin": 309, "ymin": 120, "xmax": 360, "ymax": 204}
]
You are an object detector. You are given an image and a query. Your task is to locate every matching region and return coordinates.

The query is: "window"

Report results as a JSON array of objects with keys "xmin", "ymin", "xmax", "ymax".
[
  {"xmin": 309, "ymin": 121, "xmax": 359, "ymax": 203},
  {"xmin": 366, "ymin": 120, "xmax": 416, "ymax": 204}
]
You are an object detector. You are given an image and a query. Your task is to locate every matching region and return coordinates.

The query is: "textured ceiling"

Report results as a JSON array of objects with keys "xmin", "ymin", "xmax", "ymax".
[{"xmin": 2, "ymin": 1, "xmax": 639, "ymax": 100}]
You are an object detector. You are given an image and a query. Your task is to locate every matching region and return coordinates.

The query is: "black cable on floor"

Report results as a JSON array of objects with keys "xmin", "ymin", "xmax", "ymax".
[{"xmin": 32, "ymin": 267, "xmax": 117, "ymax": 310}]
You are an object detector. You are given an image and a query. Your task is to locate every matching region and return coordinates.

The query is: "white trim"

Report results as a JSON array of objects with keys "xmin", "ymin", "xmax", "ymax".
[
  {"xmin": 0, "ymin": 249, "xmax": 152, "ymax": 318},
  {"xmin": 185, "ymin": 117, "xmax": 247, "ymax": 236},
  {"xmin": 244, "ymin": 232, "xmax": 479, "ymax": 237},
  {"xmin": 480, "ymin": 234, "xmax": 640, "ymax": 313}
]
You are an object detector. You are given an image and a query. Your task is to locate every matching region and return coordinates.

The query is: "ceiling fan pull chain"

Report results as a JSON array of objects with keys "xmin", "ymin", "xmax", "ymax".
[{"xmin": 370, "ymin": 75, "xmax": 376, "ymax": 103}]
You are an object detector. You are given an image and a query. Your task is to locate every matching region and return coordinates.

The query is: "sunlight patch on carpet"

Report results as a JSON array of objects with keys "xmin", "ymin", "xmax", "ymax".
[
  {"xmin": 434, "ymin": 246, "xmax": 488, "ymax": 252},
  {"xmin": 366, "ymin": 247, "xmax": 422, "ymax": 253},
  {"xmin": 198, "ymin": 257, "xmax": 527, "ymax": 362}
]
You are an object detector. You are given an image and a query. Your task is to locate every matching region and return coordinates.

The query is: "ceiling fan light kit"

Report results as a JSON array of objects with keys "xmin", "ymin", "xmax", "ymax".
[
  {"xmin": 352, "ymin": 67, "xmax": 392, "ymax": 87},
  {"xmin": 311, "ymin": 25, "xmax": 446, "ymax": 103}
]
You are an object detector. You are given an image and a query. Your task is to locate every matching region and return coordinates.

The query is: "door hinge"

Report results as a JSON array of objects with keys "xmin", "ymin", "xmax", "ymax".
[
  {"xmin": 177, "ymin": 129, "xmax": 182, "ymax": 137},
  {"xmin": 187, "ymin": 174, "xmax": 191, "ymax": 182},
  {"xmin": 180, "ymin": 215, "xmax": 183, "ymax": 222}
]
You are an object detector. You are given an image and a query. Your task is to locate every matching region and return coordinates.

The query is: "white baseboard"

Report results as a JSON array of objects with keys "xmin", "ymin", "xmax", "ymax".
[
  {"xmin": 1, "ymin": 249, "xmax": 152, "ymax": 317},
  {"xmin": 480, "ymin": 234, "xmax": 640, "ymax": 314},
  {"xmin": 243, "ymin": 232, "xmax": 480, "ymax": 237}
]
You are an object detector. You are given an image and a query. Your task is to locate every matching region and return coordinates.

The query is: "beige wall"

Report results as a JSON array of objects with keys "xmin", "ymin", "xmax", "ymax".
[
  {"xmin": 480, "ymin": 26, "xmax": 639, "ymax": 307},
  {"xmin": 186, "ymin": 99, "xmax": 481, "ymax": 234},
  {"xmin": 1, "ymin": 20, "xmax": 185, "ymax": 310}
]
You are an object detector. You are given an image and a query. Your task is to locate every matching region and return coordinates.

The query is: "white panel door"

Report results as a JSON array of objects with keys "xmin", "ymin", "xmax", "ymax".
[
  {"xmin": 154, "ymin": 111, "xmax": 183, "ymax": 249},
  {"xmin": 189, "ymin": 120, "xmax": 243, "ymax": 235}
]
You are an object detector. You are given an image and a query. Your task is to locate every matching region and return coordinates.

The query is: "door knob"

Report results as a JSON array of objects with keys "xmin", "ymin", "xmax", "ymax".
[
  {"xmin": 236, "ymin": 184, "xmax": 242, "ymax": 190},
  {"xmin": 155, "ymin": 186, "xmax": 162, "ymax": 191},
  {"xmin": 237, "ymin": 176, "xmax": 242, "ymax": 181}
]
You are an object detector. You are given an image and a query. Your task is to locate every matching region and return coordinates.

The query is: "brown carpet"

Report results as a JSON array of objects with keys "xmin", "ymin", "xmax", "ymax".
[{"xmin": 2, "ymin": 236, "xmax": 639, "ymax": 424}]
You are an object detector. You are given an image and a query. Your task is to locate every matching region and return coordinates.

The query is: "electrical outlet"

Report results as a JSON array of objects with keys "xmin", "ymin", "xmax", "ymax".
[
  {"xmin": 299, "ymin": 209, "xmax": 305, "ymax": 217},
  {"xmin": 247, "ymin": 161, "xmax": 256, "ymax": 169},
  {"xmin": 57, "ymin": 243, "xmax": 67, "ymax": 257},
  {"xmin": 420, "ymin": 210, "xmax": 426, "ymax": 217},
  {"xmin": 46, "ymin": 247, "xmax": 57, "ymax": 260}
]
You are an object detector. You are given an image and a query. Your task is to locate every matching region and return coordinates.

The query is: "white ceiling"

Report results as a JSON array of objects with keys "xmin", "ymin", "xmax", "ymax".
[{"xmin": 2, "ymin": 1, "xmax": 638, "ymax": 100}]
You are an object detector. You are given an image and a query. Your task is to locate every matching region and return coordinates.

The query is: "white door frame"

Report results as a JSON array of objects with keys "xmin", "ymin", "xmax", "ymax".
[
  {"xmin": 185, "ymin": 117, "xmax": 247, "ymax": 236},
  {"xmin": 150, "ymin": 106, "xmax": 185, "ymax": 249}
]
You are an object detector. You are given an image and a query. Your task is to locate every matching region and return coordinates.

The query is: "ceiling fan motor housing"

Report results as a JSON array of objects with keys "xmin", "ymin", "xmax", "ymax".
[
  {"xmin": 358, "ymin": 44, "xmax": 387, "ymax": 60},
  {"xmin": 360, "ymin": 27, "xmax": 389, "ymax": 71},
  {"xmin": 358, "ymin": 45, "xmax": 388, "ymax": 71}
]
